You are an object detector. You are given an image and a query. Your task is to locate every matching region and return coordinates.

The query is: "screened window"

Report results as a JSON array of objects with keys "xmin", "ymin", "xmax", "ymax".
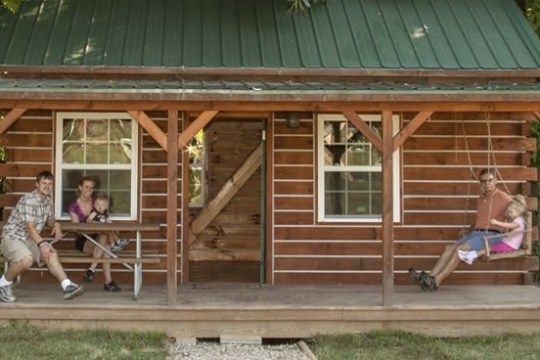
[
  {"xmin": 317, "ymin": 114, "xmax": 400, "ymax": 222},
  {"xmin": 55, "ymin": 112, "xmax": 138, "ymax": 219}
]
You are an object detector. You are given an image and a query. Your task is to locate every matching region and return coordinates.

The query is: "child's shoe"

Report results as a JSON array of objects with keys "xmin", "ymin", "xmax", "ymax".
[
  {"xmin": 83, "ymin": 268, "xmax": 95, "ymax": 283},
  {"xmin": 111, "ymin": 238, "xmax": 129, "ymax": 252},
  {"xmin": 104, "ymin": 281, "xmax": 121, "ymax": 292}
]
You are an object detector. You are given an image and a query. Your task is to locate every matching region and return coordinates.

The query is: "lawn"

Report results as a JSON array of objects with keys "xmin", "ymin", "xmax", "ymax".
[
  {"xmin": 0, "ymin": 321, "xmax": 168, "ymax": 360},
  {"xmin": 308, "ymin": 330, "xmax": 540, "ymax": 360},
  {"xmin": 3, "ymin": 321, "xmax": 540, "ymax": 360}
]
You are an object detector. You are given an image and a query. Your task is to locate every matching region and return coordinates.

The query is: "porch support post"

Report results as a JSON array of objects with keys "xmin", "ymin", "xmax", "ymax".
[
  {"xmin": 382, "ymin": 110, "xmax": 394, "ymax": 306},
  {"xmin": 166, "ymin": 110, "xmax": 179, "ymax": 305}
]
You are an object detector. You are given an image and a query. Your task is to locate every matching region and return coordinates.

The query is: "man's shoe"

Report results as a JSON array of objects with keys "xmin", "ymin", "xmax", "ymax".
[
  {"xmin": 83, "ymin": 268, "xmax": 95, "ymax": 283},
  {"xmin": 63, "ymin": 284, "xmax": 84, "ymax": 300},
  {"xmin": 421, "ymin": 275, "xmax": 439, "ymax": 292},
  {"xmin": 0, "ymin": 284, "xmax": 16, "ymax": 303},
  {"xmin": 111, "ymin": 238, "xmax": 129, "ymax": 252},
  {"xmin": 104, "ymin": 281, "xmax": 121, "ymax": 292}
]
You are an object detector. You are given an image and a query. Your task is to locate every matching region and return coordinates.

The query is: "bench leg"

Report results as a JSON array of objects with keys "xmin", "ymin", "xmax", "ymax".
[{"xmin": 133, "ymin": 262, "xmax": 142, "ymax": 300}]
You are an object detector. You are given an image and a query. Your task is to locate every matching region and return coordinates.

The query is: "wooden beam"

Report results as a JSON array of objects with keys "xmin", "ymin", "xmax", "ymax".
[
  {"xmin": 127, "ymin": 110, "xmax": 168, "ymax": 151},
  {"xmin": 381, "ymin": 110, "xmax": 394, "ymax": 306},
  {"xmin": 0, "ymin": 108, "xmax": 27, "ymax": 135},
  {"xmin": 178, "ymin": 110, "xmax": 218, "ymax": 148},
  {"xmin": 166, "ymin": 110, "xmax": 178, "ymax": 305},
  {"xmin": 189, "ymin": 143, "xmax": 263, "ymax": 246},
  {"xmin": 342, "ymin": 111, "xmax": 383, "ymax": 152},
  {"xmin": 393, "ymin": 111, "xmax": 432, "ymax": 151},
  {"xmin": 534, "ymin": 112, "xmax": 540, "ymax": 120},
  {"xmin": 1, "ymin": 99, "xmax": 540, "ymax": 113},
  {"xmin": 182, "ymin": 132, "xmax": 190, "ymax": 284}
]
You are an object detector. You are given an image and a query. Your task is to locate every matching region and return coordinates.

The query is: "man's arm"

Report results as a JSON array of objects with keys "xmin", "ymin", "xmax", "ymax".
[{"xmin": 25, "ymin": 221, "xmax": 54, "ymax": 263}]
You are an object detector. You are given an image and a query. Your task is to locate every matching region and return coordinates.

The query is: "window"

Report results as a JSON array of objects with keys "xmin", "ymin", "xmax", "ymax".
[
  {"xmin": 317, "ymin": 114, "xmax": 400, "ymax": 222},
  {"xmin": 55, "ymin": 112, "xmax": 138, "ymax": 219},
  {"xmin": 187, "ymin": 129, "xmax": 205, "ymax": 207}
]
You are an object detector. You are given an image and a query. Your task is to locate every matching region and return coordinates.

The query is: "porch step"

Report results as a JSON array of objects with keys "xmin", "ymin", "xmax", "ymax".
[{"xmin": 220, "ymin": 334, "xmax": 262, "ymax": 345}]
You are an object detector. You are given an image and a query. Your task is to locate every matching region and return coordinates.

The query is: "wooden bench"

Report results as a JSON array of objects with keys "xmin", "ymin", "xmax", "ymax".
[
  {"xmin": 482, "ymin": 211, "xmax": 534, "ymax": 261},
  {"xmin": 0, "ymin": 221, "xmax": 161, "ymax": 300}
]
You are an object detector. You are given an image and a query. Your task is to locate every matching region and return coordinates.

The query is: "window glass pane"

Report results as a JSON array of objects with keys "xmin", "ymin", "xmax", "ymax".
[{"xmin": 62, "ymin": 119, "xmax": 85, "ymax": 164}]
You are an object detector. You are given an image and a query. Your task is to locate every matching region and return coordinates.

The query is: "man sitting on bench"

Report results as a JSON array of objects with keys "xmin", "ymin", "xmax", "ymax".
[{"xmin": 0, "ymin": 170, "xmax": 85, "ymax": 303}]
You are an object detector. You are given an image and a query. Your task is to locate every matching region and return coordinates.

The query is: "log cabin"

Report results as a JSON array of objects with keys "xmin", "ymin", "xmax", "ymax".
[{"xmin": 0, "ymin": 0, "xmax": 539, "ymax": 306}]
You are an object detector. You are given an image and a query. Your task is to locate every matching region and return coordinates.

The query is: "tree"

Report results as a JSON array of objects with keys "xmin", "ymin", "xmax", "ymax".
[
  {"xmin": 526, "ymin": 0, "xmax": 540, "ymax": 35},
  {"xmin": 1, "ymin": 0, "xmax": 21, "ymax": 13}
]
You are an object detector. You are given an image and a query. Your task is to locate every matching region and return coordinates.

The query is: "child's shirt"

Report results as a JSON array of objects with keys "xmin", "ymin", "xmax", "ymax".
[
  {"xmin": 502, "ymin": 216, "xmax": 525, "ymax": 250},
  {"xmin": 89, "ymin": 211, "xmax": 109, "ymax": 224}
]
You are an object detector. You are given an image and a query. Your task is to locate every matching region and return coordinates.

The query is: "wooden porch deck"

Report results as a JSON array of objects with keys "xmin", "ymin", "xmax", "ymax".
[{"xmin": 1, "ymin": 283, "xmax": 540, "ymax": 338}]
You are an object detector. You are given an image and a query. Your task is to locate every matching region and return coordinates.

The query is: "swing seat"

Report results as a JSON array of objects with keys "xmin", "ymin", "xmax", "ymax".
[{"xmin": 482, "ymin": 211, "xmax": 533, "ymax": 261}]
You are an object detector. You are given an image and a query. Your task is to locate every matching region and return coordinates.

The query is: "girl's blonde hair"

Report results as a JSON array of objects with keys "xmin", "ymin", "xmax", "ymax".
[{"xmin": 506, "ymin": 195, "xmax": 528, "ymax": 227}]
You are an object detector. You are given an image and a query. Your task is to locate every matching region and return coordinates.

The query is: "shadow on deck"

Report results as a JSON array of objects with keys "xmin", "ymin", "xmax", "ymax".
[{"xmin": 1, "ymin": 283, "xmax": 540, "ymax": 338}]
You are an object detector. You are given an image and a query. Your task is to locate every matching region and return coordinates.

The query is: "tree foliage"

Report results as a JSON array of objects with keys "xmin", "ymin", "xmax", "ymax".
[
  {"xmin": 526, "ymin": 0, "xmax": 540, "ymax": 35},
  {"xmin": 1, "ymin": 0, "xmax": 21, "ymax": 13}
]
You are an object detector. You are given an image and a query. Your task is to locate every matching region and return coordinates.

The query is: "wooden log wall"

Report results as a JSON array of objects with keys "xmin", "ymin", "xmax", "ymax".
[{"xmin": 272, "ymin": 112, "xmax": 538, "ymax": 286}]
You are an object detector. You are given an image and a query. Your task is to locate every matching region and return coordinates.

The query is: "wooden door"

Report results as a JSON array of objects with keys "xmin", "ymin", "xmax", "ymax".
[{"xmin": 188, "ymin": 119, "xmax": 263, "ymax": 283}]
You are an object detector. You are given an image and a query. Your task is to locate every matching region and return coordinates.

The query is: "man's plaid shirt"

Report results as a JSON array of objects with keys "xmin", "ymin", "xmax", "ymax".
[{"xmin": 1, "ymin": 190, "xmax": 53, "ymax": 242}]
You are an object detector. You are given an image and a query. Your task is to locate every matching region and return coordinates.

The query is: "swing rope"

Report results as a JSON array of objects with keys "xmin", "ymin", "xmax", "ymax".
[{"xmin": 460, "ymin": 112, "xmax": 508, "ymax": 232}]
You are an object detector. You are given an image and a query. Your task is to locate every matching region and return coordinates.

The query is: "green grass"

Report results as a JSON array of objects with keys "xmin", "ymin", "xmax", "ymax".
[
  {"xmin": 308, "ymin": 330, "xmax": 540, "ymax": 360},
  {"xmin": 0, "ymin": 321, "xmax": 168, "ymax": 360}
]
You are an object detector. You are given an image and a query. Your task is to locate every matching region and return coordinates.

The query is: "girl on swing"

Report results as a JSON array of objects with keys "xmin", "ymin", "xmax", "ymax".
[{"xmin": 458, "ymin": 194, "xmax": 527, "ymax": 264}]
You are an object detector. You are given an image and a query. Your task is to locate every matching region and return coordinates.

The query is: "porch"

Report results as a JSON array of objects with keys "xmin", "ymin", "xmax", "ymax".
[{"xmin": 1, "ymin": 283, "xmax": 540, "ymax": 338}]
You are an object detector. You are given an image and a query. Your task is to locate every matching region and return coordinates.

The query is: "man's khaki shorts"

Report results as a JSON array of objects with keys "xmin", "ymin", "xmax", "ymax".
[{"xmin": 0, "ymin": 234, "xmax": 42, "ymax": 267}]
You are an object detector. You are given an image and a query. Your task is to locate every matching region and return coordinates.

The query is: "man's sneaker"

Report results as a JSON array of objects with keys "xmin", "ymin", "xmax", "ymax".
[
  {"xmin": 63, "ymin": 283, "xmax": 84, "ymax": 300},
  {"xmin": 104, "ymin": 281, "xmax": 121, "ymax": 292},
  {"xmin": 111, "ymin": 238, "xmax": 129, "ymax": 252},
  {"xmin": 0, "ymin": 284, "xmax": 16, "ymax": 303},
  {"xmin": 83, "ymin": 268, "xmax": 95, "ymax": 283}
]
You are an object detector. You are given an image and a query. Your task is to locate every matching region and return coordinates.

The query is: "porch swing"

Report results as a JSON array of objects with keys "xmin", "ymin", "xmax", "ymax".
[{"xmin": 460, "ymin": 113, "xmax": 533, "ymax": 261}]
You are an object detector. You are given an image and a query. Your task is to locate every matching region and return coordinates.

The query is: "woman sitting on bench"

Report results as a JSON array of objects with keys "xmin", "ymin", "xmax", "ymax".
[
  {"xmin": 68, "ymin": 176, "xmax": 122, "ymax": 292},
  {"xmin": 458, "ymin": 194, "xmax": 527, "ymax": 264}
]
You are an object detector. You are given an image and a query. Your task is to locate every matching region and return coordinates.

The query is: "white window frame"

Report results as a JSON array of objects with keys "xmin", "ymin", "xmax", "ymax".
[
  {"xmin": 317, "ymin": 113, "xmax": 400, "ymax": 223},
  {"xmin": 54, "ymin": 112, "xmax": 138, "ymax": 220}
]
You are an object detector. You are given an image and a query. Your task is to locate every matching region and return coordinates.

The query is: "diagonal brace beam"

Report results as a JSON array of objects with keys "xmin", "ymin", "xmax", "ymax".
[
  {"xmin": 178, "ymin": 110, "xmax": 218, "ymax": 149},
  {"xmin": 128, "ymin": 110, "xmax": 168, "ymax": 151},
  {"xmin": 0, "ymin": 108, "xmax": 27, "ymax": 135},
  {"xmin": 393, "ymin": 111, "xmax": 432, "ymax": 150},
  {"xmin": 342, "ymin": 110, "xmax": 383, "ymax": 152}
]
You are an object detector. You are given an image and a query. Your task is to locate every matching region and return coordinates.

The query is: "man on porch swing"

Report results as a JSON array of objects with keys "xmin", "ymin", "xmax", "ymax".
[{"xmin": 409, "ymin": 168, "xmax": 511, "ymax": 292}]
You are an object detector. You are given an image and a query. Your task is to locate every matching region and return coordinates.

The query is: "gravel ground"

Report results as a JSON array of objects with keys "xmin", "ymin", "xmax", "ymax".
[{"xmin": 171, "ymin": 339, "xmax": 315, "ymax": 360}]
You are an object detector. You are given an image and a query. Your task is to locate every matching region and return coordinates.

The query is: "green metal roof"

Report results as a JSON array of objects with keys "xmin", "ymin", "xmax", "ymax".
[{"xmin": 0, "ymin": 0, "xmax": 538, "ymax": 70}]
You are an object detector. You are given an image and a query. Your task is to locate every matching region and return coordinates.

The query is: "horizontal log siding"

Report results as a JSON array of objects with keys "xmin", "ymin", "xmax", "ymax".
[
  {"xmin": 0, "ymin": 111, "xmax": 54, "ymax": 221},
  {"xmin": 271, "ymin": 112, "xmax": 537, "ymax": 285}
]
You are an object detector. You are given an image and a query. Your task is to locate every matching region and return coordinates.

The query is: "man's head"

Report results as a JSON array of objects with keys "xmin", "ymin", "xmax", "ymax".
[
  {"xmin": 478, "ymin": 168, "xmax": 497, "ymax": 195},
  {"xmin": 35, "ymin": 170, "xmax": 54, "ymax": 197}
]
